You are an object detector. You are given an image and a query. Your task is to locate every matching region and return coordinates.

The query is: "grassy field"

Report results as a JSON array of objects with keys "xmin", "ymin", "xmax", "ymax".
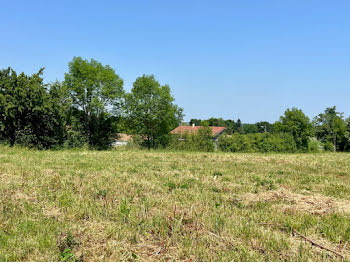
[{"xmin": 1, "ymin": 146, "xmax": 350, "ymax": 261}]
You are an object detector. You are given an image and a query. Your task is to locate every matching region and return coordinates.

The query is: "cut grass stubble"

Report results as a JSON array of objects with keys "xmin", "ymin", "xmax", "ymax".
[{"xmin": 0, "ymin": 146, "xmax": 350, "ymax": 261}]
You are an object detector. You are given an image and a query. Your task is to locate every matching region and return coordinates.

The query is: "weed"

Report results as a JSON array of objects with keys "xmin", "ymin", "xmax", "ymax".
[
  {"xmin": 58, "ymin": 232, "xmax": 81, "ymax": 262},
  {"xmin": 165, "ymin": 181, "xmax": 177, "ymax": 191},
  {"xmin": 120, "ymin": 198, "xmax": 131, "ymax": 223},
  {"xmin": 96, "ymin": 189, "xmax": 107, "ymax": 199}
]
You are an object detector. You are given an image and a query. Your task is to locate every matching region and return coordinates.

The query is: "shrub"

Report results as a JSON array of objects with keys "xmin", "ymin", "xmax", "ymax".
[
  {"xmin": 64, "ymin": 127, "xmax": 88, "ymax": 149},
  {"xmin": 308, "ymin": 138, "xmax": 321, "ymax": 152},
  {"xmin": 15, "ymin": 126, "xmax": 41, "ymax": 149},
  {"xmin": 218, "ymin": 133, "xmax": 297, "ymax": 153},
  {"xmin": 323, "ymin": 141, "xmax": 335, "ymax": 152},
  {"xmin": 167, "ymin": 126, "xmax": 215, "ymax": 152}
]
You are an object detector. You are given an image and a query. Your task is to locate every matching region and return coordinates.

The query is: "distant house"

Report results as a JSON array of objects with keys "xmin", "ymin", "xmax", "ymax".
[
  {"xmin": 171, "ymin": 124, "xmax": 226, "ymax": 149},
  {"xmin": 112, "ymin": 133, "xmax": 133, "ymax": 146}
]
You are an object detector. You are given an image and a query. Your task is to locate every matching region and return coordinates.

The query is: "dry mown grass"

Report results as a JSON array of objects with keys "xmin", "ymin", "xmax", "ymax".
[{"xmin": 0, "ymin": 146, "xmax": 350, "ymax": 261}]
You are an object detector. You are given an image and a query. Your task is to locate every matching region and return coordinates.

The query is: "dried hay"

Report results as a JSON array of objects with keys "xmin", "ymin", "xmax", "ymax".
[{"xmin": 243, "ymin": 188, "xmax": 350, "ymax": 215}]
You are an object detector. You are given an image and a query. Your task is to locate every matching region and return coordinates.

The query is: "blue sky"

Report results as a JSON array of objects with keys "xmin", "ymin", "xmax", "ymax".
[{"xmin": 1, "ymin": 0, "xmax": 349, "ymax": 123}]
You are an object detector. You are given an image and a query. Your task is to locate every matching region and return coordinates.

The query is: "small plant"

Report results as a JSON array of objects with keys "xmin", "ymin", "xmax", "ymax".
[
  {"xmin": 230, "ymin": 196, "xmax": 243, "ymax": 208},
  {"xmin": 58, "ymin": 232, "xmax": 80, "ymax": 262},
  {"xmin": 211, "ymin": 186, "xmax": 221, "ymax": 193},
  {"xmin": 254, "ymin": 176, "xmax": 276, "ymax": 191},
  {"xmin": 179, "ymin": 183, "xmax": 190, "ymax": 189},
  {"xmin": 165, "ymin": 181, "xmax": 177, "ymax": 191},
  {"xmin": 96, "ymin": 189, "xmax": 107, "ymax": 199},
  {"xmin": 120, "ymin": 198, "xmax": 131, "ymax": 222}
]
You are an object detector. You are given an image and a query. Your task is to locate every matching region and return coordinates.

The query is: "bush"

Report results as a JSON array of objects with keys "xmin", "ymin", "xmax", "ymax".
[
  {"xmin": 218, "ymin": 133, "xmax": 297, "ymax": 153},
  {"xmin": 15, "ymin": 126, "xmax": 41, "ymax": 149},
  {"xmin": 64, "ymin": 126, "xmax": 88, "ymax": 149},
  {"xmin": 308, "ymin": 138, "xmax": 321, "ymax": 152},
  {"xmin": 323, "ymin": 141, "xmax": 335, "ymax": 152},
  {"xmin": 167, "ymin": 127, "xmax": 215, "ymax": 152}
]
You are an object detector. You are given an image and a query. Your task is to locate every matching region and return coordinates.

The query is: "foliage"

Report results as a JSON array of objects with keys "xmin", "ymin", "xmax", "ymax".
[
  {"xmin": 168, "ymin": 126, "xmax": 215, "ymax": 152},
  {"xmin": 202, "ymin": 117, "xmax": 226, "ymax": 127},
  {"xmin": 346, "ymin": 118, "xmax": 350, "ymax": 151},
  {"xmin": 188, "ymin": 118, "xmax": 274, "ymax": 135},
  {"xmin": 274, "ymin": 108, "xmax": 314, "ymax": 151},
  {"xmin": 1, "ymin": 61, "xmax": 349, "ymax": 152},
  {"xmin": 218, "ymin": 133, "xmax": 297, "ymax": 153},
  {"xmin": 64, "ymin": 116, "xmax": 88, "ymax": 148},
  {"xmin": 235, "ymin": 119, "xmax": 244, "ymax": 134},
  {"xmin": 313, "ymin": 106, "xmax": 347, "ymax": 152},
  {"xmin": 0, "ymin": 67, "xmax": 68, "ymax": 149},
  {"xmin": 243, "ymin": 123, "xmax": 259, "ymax": 134},
  {"xmin": 307, "ymin": 138, "xmax": 321, "ymax": 152},
  {"xmin": 124, "ymin": 75, "xmax": 183, "ymax": 149},
  {"xmin": 64, "ymin": 57, "xmax": 124, "ymax": 148},
  {"xmin": 323, "ymin": 141, "xmax": 335, "ymax": 152},
  {"xmin": 256, "ymin": 121, "xmax": 274, "ymax": 133},
  {"xmin": 48, "ymin": 81, "xmax": 72, "ymax": 145},
  {"xmin": 189, "ymin": 118, "xmax": 202, "ymax": 126}
]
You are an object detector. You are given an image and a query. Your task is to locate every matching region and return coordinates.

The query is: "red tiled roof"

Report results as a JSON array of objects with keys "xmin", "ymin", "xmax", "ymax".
[{"xmin": 170, "ymin": 126, "xmax": 226, "ymax": 137}]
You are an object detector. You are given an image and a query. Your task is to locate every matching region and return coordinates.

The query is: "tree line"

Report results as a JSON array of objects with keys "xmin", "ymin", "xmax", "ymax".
[
  {"xmin": 189, "ymin": 107, "xmax": 350, "ymax": 152},
  {"xmin": 189, "ymin": 118, "xmax": 273, "ymax": 134},
  {"xmin": 1, "ymin": 57, "xmax": 349, "ymax": 152},
  {"xmin": 0, "ymin": 57, "xmax": 182, "ymax": 149}
]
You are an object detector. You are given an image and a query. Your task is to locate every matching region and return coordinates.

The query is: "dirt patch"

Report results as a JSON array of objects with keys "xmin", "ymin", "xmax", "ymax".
[
  {"xmin": 71, "ymin": 221, "xmax": 123, "ymax": 261},
  {"xmin": 12, "ymin": 192, "xmax": 37, "ymax": 202},
  {"xmin": 43, "ymin": 206, "xmax": 62, "ymax": 219},
  {"xmin": 242, "ymin": 188, "xmax": 350, "ymax": 215}
]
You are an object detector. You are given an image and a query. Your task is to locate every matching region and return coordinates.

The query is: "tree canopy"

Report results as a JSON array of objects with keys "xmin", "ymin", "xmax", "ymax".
[
  {"xmin": 0, "ymin": 68, "xmax": 67, "ymax": 148},
  {"xmin": 64, "ymin": 57, "xmax": 124, "ymax": 148},
  {"xmin": 274, "ymin": 108, "xmax": 313, "ymax": 150},
  {"xmin": 313, "ymin": 106, "xmax": 347, "ymax": 152},
  {"xmin": 125, "ymin": 75, "xmax": 183, "ymax": 148}
]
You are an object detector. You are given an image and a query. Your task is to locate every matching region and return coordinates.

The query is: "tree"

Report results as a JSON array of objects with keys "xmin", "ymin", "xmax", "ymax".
[
  {"xmin": 224, "ymin": 119, "xmax": 235, "ymax": 134},
  {"xmin": 0, "ymin": 67, "xmax": 67, "ymax": 148},
  {"xmin": 256, "ymin": 121, "xmax": 273, "ymax": 133},
  {"xmin": 125, "ymin": 75, "xmax": 183, "ymax": 148},
  {"xmin": 48, "ymin": 81, "xmax": 71, "ymax": 145},
  {"xmin": 0, "ymin": 67, "xmax": 17, "ymax": 144},
  {"xmin": 207, "ymin": 117, "xmax": 226, "ymax": 127},
  {"xmin": 64, "ymin": 57, "xmax": 124, "ymax": 148},
  {"xmin": 243, "ymin": 123, "xmax": 259, "ymax": 134},
  {"xmin": 345, "ymin": 117, "xmax": 350, "ymax": 151},
  {"xmin": 313, "ymin": 106, "xmax": 346, "ymax": 152},
  {"xmin": 274, "ymin": 108, "xmax": 313, "ymax": 151},
  {"xmin": 235, "ymin": 119, "xmax": 244, "ymax": 134},
  {"xmin": 189, "ymin": 119, "xmax": 202, "ymax": 126}
]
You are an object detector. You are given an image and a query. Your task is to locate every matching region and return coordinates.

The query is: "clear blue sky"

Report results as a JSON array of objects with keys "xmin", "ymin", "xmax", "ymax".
[{"xmin": 1, "ymin": 0, "xmax": 349, "ymax": 123}]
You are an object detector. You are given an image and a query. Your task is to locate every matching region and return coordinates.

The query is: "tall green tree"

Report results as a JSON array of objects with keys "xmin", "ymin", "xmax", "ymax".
[
  {"xmin": 274, "ymin": 108, "xmax": 313, "ymax": 151},
  {"xmin": 125, "ymin": 75, "xmax": 183, "ymax": 148},
  {"xmin": 207, "ymin": 118, "xmax": 226, "ymax": 127},
  {"xmin": 48, "ymin": 81, "xmax": 71, "ymax": 145},
  {"xmin": 64, "ymin": 57, "xmax": 124, "ymax": 148},
  {"xmin": 0, "ymin": 68, "xmax": 67, "ymax": 148},
  {"xmin": 313, "ymin": 106, "xmax": 347, "ymax": 152},
  {"xmin": 223, "ymin": 119, "xmax": 236, "ymax": 134}
]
